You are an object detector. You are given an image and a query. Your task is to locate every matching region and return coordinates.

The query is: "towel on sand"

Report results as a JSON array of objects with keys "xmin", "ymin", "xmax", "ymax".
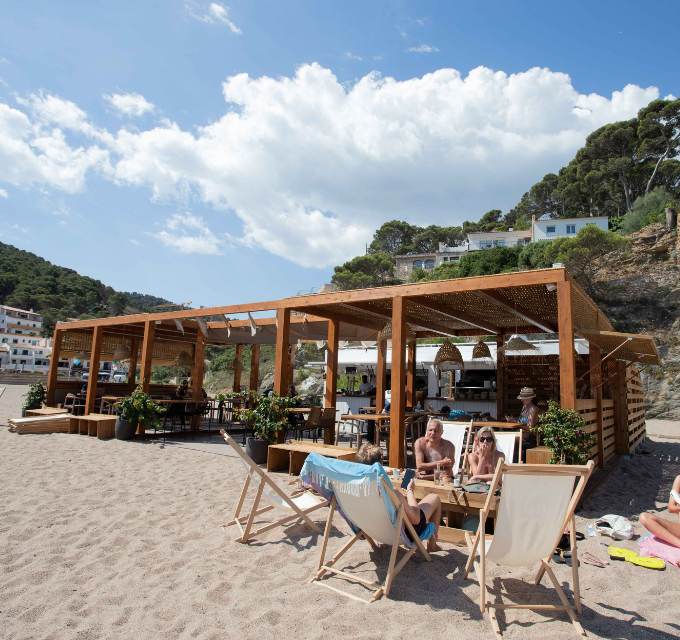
[{"xmin": 639, "ymin": 534, "xmax": 680, "ymax": 567}]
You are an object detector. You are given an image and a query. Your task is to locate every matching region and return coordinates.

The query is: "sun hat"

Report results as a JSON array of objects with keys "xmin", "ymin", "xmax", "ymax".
[{"xmin": 517, "ymin": 387, "xmax": 536, "ymax": 400}]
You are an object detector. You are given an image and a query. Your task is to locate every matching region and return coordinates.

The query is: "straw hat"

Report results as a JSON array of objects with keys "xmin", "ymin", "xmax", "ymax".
[{"xmin": 517, "ymin": 387, "xmax": 536, "ymax": 399}]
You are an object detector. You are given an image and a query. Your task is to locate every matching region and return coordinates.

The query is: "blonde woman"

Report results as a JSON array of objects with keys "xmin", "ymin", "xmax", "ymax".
[{"xmin": 467, "ymin": 426, "xmax": 505, "ymax": 484}]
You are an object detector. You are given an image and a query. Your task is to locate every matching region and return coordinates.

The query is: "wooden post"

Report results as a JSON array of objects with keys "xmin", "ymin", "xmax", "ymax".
[
  {"xmin": 612, "ymin": 361, "xmax": 629, "ymax": 455},
  {"xmin": 325, "ymin": 319, "xmax": 339, "ymax": 445},
  {"xmin": 249, "ymin": 344, "xmax": 260, "ymax": 396},
  {"xmin": 139, "ymin": 321, "xmax": 155, "ymax": 394},
  {"xmin": 496, "ymin": 334, "xmax": 504, "ymax": 420},
  {"xmin": 191, "ymin": 328, "xmax": 206, "ymax": 430},
  {"xmin": 127, "ymin": 338, "xmax": 139, "ymax": 393},
  {"xmin": 233, "ymin": 344, "xmax": 243, "ymax": 393},
  {"xmin": 376, "ymin": 332, "xmax": 386, "ymax": 412},
  {"xmin": 84, "ymin": 326, "xmax": 103, "ymax": 415},
  {"xmin": 406, "ymin": 341, "xmax": 416, "ymax": 408},
  {"xmin": 589, "ymin": 342, "xmax": 604, "ymax": 468},
  {"xmin": 557, "ymin": 281, "xmax": 576, "ymax": 411},
  {"xmin": 46, "ymin": 328, "xmax": 62, "ymax": 407},
  {"xmin": 288, "ymin": 343, "xmax": 296, "ymax": 390},
  {"xmin": 273, "ymin": 308, "xmax": 291, "ymax": 397},
  {"xmin": 389, "ymin": 297, "xmax": 407, "ymax": 468}
]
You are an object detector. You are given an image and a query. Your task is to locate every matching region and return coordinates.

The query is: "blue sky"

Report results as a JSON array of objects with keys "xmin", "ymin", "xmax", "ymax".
[{"xmin": 0, "ymin": 1, "xmax": 677, "ymax": 309}]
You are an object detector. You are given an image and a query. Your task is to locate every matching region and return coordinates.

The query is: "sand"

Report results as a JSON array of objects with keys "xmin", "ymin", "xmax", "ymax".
[{"xmin": 1, "ymin": 396, "xmax": 679, "ymax": 638}]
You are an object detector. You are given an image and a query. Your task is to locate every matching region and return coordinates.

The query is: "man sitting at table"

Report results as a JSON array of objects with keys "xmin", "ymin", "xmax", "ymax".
[
  {"xmin": 355, "ymin": 443, "xmax": 442, "ymax": 552},
  {"xmin": 415, "ymin": 419, "xmax": 456, "ymax": 481}
]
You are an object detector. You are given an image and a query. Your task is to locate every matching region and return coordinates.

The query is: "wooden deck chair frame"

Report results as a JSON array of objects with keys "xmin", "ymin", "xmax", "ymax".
[
  {"xmin": 441, "ymin": 419, "xmax": 474, "ymax": 477},
  {"xmin": 311, "ymin": 476, "xmax": 431, "ymax": 604},
  {"xmin": 220, "ymin": 431, "xmax": 328, "ymax": 543},
  {"xmin": 493, "ymin": 430, "xmax": 523, "ymax": 465},
  {"xmin": 463, "ymin": 459, "xmax": 594, "ymax": 639}
]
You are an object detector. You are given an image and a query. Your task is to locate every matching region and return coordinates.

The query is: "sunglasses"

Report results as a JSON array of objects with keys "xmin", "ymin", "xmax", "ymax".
[{"xmin": 478, "ymin": 436, "xmax": 494, "ymax": 443}]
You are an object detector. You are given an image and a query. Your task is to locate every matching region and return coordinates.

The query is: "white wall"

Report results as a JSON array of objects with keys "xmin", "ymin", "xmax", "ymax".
[{"xmin": 533, "ymin": 217, "xmax": 608, "ymax": 241}]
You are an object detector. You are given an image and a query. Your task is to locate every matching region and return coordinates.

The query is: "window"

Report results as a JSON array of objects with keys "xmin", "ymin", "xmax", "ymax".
[
  {"xmin": 452, "ymin": 256, "xmax": 460, "ymax": 261},
  {"xmin": 546, "ymin": 226, "xmax": 556, "ymax": 234},
  {"xmin": 566, "ymin": 224, "xmax": 576, "ymax": 234},
  {"xmin": 443, "ymin": 257, "xmax": 449, "ymax": 262},
  {"xmin": 424, "ymin": 260, "xmax": 435, "ymax": 269},
  {"xmin": 481, "ymin": 241, "xmax": 493, "ymax": 249},
  {"xmin": 413, "ymin": 260, "xmax": 423, "ymax": 269},
  {"xmin": 22, "ymin": 350, "xmax": 28, "ymax": 355},
  {"xmin": 493, "ymin": 240, "xmax": 505, "ymax": 247}
]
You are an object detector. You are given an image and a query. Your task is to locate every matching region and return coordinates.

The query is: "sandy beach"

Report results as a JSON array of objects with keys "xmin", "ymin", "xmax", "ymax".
[{"xmin": 1, "ymin": 393, "xmax": 679, "ymax": 639}]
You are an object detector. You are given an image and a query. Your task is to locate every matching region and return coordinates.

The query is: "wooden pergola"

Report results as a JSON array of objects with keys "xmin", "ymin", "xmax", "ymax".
[{"xmin": 47, "ymin": 268, "xmax": 659, "ymax": 468}]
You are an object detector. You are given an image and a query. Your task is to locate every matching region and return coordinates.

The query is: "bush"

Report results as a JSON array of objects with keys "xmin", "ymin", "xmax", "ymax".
[
  {"xmin": 620, "ymin": 187, "xmax": 673, "ymax": 234},
  {"xmin": 518, "ymin": 240, "xmax": 553, "ymax": 269},
  {"xmin": 22, "ymin": 382, "xmax": 46, "ymax": 410},
  {"xmin": 537, "ymin": 401, "xmax": 597, "ymax": 464}
]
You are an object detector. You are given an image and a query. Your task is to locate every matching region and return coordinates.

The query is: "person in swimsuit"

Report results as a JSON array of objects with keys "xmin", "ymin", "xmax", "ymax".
[
  {"xmin": 415, "ymin": 419, "xmax": 456, "ymax": 481},
  {"xmin": 467, "ymin": 426, "xmax": 505, "ymax": 484},
  {"xmin": 639, "ymin": 475, "xmax": 680, "ymax": 548},
  {"xmin": 355, "ymin": 443, "xmax": 442, "ymax": 552}
]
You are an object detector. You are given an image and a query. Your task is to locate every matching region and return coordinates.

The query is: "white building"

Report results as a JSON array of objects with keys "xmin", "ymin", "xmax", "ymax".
[
  {"xmin": 0, "ymin": 305, "xmax": 43, "ymax": 336},
  {"xmin": 533, "ymin": 216, "xmax": 609, "ymax": 241},
  {"xmin": 0, "ymin": 334, "xmax": 52, "ymax": 370},
  {"xmin": 466, "ymin": 228, "xmax": 533, "ymax": 251}
]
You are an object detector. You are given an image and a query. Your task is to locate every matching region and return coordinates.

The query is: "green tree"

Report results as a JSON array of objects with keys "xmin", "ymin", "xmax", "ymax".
[
  {"xmin": 331, "ymin": 252, "xmax": 398, "ymax": 290},
  {"xmin": 518, "ymin": 240, "xmax": 553, "ymax": 270},
  {"xmin": 544, "ymin": 225, "xmax": 631, "ymax": 295},
  {"xmin": 108, "ymin": 292, "xmax": 128, "ymax": 316},
  {"xmin": 620, "ymin": 187, "xmax": 674, "ymax": 235},
  {"xmin": 637, "ymin": 98, "xmax": 680, "ymax": 194},
  {"xmin": 368, "ymin": 220, "xmax": 418, "ymax": 255}
]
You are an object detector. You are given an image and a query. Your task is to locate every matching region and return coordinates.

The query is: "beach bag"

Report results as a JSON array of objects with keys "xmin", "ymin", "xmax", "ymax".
[{"xmin": 594, "ymin": 514, "xmax": 634, "ymax": 540}]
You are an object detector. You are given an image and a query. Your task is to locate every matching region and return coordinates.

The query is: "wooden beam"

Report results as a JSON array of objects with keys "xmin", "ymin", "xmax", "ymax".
[
  {"xmin": 139, "ymin": 321, "xmax": 155, "ymax": 394},
  {"xmin": 557, "ymin": 281, "xmax": 576, "ymax": 410},
  {"xmin": 409, "ymin": 296, "xmax": 501, "ymax": 335},
  {"xmin": 340, "ymin": 301, "xmax": 454, "ymax": 336},
  {"xmin": 473, "ymin": 289, "xmax": 557, "ymax": 333},
  {"xmin": 612, "ymin": 361, "xmax": 629, "ymax": 455},
  {"xmin": 249, "ymin": 344, "xmax": 260, "ymax": 395},
  {"xmin": 389, "ymin": 297, "xmax": 407, "ymax": 468},
  {"xmin": 84, "ymin": 326, "xmax": 104, "ymax": 416},
  {"xmin": 590, "ymin": 342, "xmax": 604, "ymax": 468},
  {"xmin": 233, "ymin": 344, "xmax": 243, "ymax": 393},
  {"xmin": 54, "ymin": 268, "xmax": 568, "ymax": 330},
  {"xmin": 127, "ymin": 338, "xmax": 139, "ymax": 393},
  {"xmin": 288, "ymin": 343, "xmax": 296, "ymax": 391},
  {"xmin": 291, "ymin": 305, "xmax": 385, "ymax": 332},
  {"xmin": 325, "ymin": 319, "xmax": 339, "ymax": 445},
  {"xmin": 376, "ymin": 332, "xmax": 386, "ymax": 414},
  {"xmin": 273, "ymin": 308, "xmax": 291, "ymax": 397},
  {"xmin": 407, "ymin": 341, "xmax": 416, "ymax": 408},
  {"xmin": 496, "ymin": 334, "xmax": 505, "ymax": 420},
  {"xmin": 191, "ymin": 328, "xmax": 206, "ymax": 430},
  {"xmin": 46, "ymin": 328, "xmax": 62, "ymax": 407}
]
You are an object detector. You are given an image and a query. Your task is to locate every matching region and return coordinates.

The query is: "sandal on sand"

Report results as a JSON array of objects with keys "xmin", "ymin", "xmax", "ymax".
[
  {"xmin": 581, "ymin": 552, "xmax": 608, "ymax": 568},
  {"xmin": 625, "ymin": 555, "xmax": 665, "ymax": 570},
  {"xmin": 602, "ymin": 545, "xmax": 638, "ymax": 561}
]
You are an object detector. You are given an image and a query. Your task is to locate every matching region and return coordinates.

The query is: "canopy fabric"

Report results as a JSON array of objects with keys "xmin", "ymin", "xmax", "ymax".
[{"xmin": 577, "ymin": 330, "xmax": 661, "ymax": 366}]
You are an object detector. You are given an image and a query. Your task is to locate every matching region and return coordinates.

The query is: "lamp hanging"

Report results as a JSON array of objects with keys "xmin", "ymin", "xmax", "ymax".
[
  {"xmin": 472, "ymin": 339, "xmax": 492, "ymax": 359},
  {"xmin": 227, "ymin": 355, "xmax": 243, "ymax": 372},
  {"xmin": 75, "ymin": 350, "xmax": 90, "ymax": 360},
  {"xmin": 378, "ymin": 320, "xmax": 416, "ymax": 355},
  {"xmin": 433, "ymin": 339, "xmax": 464, "ymax": 371},
  {"xmin": 113, "ymin": 342, "xmax": 132, "ymax": 362},
  {"xmin": 173, "ymin": 350, "xmax": 194, "ymax": 367},
  {"xmin": 498, "ymin": 334, "xmax": 537, "ymax": 353}
]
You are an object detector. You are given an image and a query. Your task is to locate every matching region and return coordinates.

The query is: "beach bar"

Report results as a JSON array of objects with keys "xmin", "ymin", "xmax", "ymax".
[{"xmin": 46, "ymin": 268, "xmax": 660, "ymax": 468}]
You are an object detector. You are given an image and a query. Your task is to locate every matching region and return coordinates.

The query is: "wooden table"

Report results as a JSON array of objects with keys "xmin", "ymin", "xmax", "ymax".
[
  {"xmin": 69, "ymin": 414, "xmax": 117, "ymax": 439},
  {"xmin": 267, "ymin": 442, "xmax": 356, "ymax": 475},
  {"xmin": 388, "ymin": 475, "xmax": 498, "ymax": 546},
  {"xmin": 24, "ymin": 407, "xmax": 69, "ymax": 417},
  {"xmin": 101, "ymin": 396, "xmax": 128, "ymax": 414},
  {"xmin": 288, "ymin": 408, "xmax": 313, "ymax": 414}
]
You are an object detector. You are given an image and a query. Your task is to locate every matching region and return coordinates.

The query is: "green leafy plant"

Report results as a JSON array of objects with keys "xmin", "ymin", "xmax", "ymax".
[
  {"xmin": 22, "ymin": 382, "xmax": 46, "ymax": 410},
  {"xmin": 535, "ymin": 401, "xmax": 596, "ymax": 464},
  {"xmin": 228, "ymin": 391, "xmax": 298, "ymax": 444},
  {"xmin": 117, "ymin": 382, "xmax": 166, "ymax": 430},
  {"xmin": 216, "ymin": 393, "xmax": 226, "ymax": 402}
]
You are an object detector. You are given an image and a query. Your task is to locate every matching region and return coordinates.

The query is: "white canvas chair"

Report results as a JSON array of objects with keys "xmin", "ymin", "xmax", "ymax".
[
  {"xmin": 220, "ymin": 431, "xmax": 328, "ymax": 543},
  {"xmin": 300, "ymin": 452, "xmax": 435, "ymax": 603},
  {"xmin": 464, "ymin": 460, "xmax": 594, "ymax": 638},
  {"xmin": 441, "ymin": 419, "xmax": 473, "ymax": 476},
  {"xmin": 493, "ymin": 430, "xmax": 523, "ymax": 464}
]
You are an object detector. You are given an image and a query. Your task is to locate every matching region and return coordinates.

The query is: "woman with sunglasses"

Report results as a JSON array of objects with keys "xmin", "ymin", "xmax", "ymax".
[{"xmin": 467, "ymin": 426, "xmax": 504, "ymax": 484}]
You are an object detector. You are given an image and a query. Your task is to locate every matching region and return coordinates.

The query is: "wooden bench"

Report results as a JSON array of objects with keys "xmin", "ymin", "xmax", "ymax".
[
  {"xmin": 24, "ymin": 407, "xmax": 69, "ymax": 417},
  {"xmin": 267, "ymin": 441, "xmax": 356, "ymax": 475},
  {"xmin": 69, "ymin": 415, "xmax": 117, "ymax": 439}
]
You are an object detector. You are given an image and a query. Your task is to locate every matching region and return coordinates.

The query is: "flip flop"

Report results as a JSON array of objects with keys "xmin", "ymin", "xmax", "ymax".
[
  {"xmin": 601, "ymin": 545, "xmax": 638, "ymax": 561},
  {"xmin": 625, "ymin": 556, "xmax": 665, "ymax": 570},
  {"xmin": 581, "ymin": 552, "xmax": 608, "ymax": 568}
]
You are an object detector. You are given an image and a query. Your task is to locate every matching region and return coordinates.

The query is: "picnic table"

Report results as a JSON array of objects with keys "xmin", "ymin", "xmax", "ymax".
[{"xmin": 267, "ymin": 441, "xmax": 356, "ymax": 475}]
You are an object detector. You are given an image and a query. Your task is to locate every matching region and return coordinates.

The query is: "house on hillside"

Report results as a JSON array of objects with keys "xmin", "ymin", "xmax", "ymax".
[
  {"xmin": 533, "ymin": 216, "xmax": 608, "ymax": 240},
  {"xmin": 0, "ymin": 305, "xmax": 43, "ymax": 336}
]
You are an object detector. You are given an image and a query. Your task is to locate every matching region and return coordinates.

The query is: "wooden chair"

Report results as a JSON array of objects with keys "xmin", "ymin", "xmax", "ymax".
[
  {"xmin": 220, "ymin": 432, "xmax": 327, "ymax": 543},
  {"xmin": 464, "ymin": 460, "xmax": 594, "ymax": 638},
  {"xmin": 494, "ymin": 431, "xmax": 524, "ymax": 465},
  {"xmin": 301, "ymin": 452, "xmax": 434, "ymax": 603},
  {"xmin": 334, "ymin": 417, "xmax": 363, "ymax": 447},
  {"xmin": 317, "ymin": 407, "xmax": 336, "ymax": 443},
  {"xmin": 296, "ymin": 405, "xmax": 322, "ymax": 441}
]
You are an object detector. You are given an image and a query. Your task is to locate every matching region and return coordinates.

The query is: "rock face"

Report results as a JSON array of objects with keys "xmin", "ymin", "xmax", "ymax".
[
  {"xmin": 591, "ymin": 222, "xmax": 679, "ymax": 419},
  {"xmin": 299, "ymin": 372, "xmax": 324, "ymax": 395}
]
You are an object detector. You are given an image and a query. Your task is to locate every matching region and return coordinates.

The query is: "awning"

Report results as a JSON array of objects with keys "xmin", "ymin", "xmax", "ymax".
[{"xmin": 577, "ymin": 330, "xmax": 661, "ymax": 366}]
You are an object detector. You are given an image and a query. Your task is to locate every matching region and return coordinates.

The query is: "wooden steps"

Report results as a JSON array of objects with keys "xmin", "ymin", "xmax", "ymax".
[{"xmin": 8, "ymin": 414, "xmax": 73, "ymax": 434}]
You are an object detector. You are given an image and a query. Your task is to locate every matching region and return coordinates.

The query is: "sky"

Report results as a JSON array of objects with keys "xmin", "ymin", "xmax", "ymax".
[{"xmin": 0, "ymin": 0, "xmax": 677, "ymax": 310}]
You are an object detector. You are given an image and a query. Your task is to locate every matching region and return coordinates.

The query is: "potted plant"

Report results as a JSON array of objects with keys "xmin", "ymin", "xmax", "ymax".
[
  {"xmin": 216, "ymin": 393, "xmax": 226, "ymax": 424},
  {"xmin": 115, "ymin": 382, "xmax": 166, "ymax": 440},
  {"xmin": 22, "ymin": 382, "xmax": 46, "ymax": 416},
  {"xmin": 229, "ymin": 391, "xmax": 298, "ymax": 463},
  {"xmin": 535, "ymin": 401, "xmax": 597, "ymax": 464}
]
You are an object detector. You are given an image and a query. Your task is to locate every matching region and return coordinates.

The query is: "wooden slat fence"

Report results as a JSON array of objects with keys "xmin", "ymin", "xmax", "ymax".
[{"xmin": 627, "ymin": 367, "xmax": 646, "ymax": 453}]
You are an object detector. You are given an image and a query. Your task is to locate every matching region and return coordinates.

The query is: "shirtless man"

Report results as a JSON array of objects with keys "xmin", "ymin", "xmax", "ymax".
[
  {"xmin": 467, "ymin": 426, "xmax": 505, "ymax": 484},
  {"xmin": 415, "ymin": 419, "xmax": 456, "ymax": 481},
  {"xmin": 639, "ymin": 474, "xmax": 680, "ymax": 548}
]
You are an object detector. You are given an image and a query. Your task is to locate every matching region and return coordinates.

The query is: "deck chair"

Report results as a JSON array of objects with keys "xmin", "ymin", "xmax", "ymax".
[
  {"xmin": 441, "ymin": 419, "xmax": 473, "ymax": 476},
  {"xmin": 220, "ymin": 431, "xmax": 328, "ymax": 543},
  {"xmin": 300, "ymin": 452, "xmax": 435, "ymax": 603},
  {"xmin": 464, "ymin": 460, "xmax": 594, "ymax": 638},
  {"xmin": 494, "ymin": 430, "xmax": 523, "ymax": 464}
]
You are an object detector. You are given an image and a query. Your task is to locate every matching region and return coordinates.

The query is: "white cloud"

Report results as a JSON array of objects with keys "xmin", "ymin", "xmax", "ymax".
[
  {"xmin": 188, "ymin": 2, "xmax": 241, "ymax": 33},
  {"xmin": 664, "ymin": 94, "xmax": 677, "ymax": 101},
  {"xmin": 407, "ymin": 44, "xmax": 439, "ymax": 53},
  {"xmin": 373, "ymin": 55, "xmax": 383, "ymax": 61},
  {"xmin": 0, "ymin": 65, "xmax": 661, "ymax": 268},
  {"xmin": 151, "ymin": 212, "xmax": 223, "ymax": 255},
  {"xmin": 343, "ymin": 52, "xmax": 362, "ymax": 61},
  {"xmin": 103, "ymin": 92, "xmax": 155, "ymax": 117},
  {"xmin": 129, "ymin": 238, "xmax": 141, "ymax": 245},
  {"xmin": 59, "ymin": 220, "xmax": 66, "ymax": 225},
  {"xmin": 0, "ymin": 58, "xmax": 8, "ymax": 65},
  {"xmin": 0, "ymin": 188, "xmax": 7, "ymax": 198},
  {"xmin": 11, "ymin": 223, "xmax": 28, "ymax": 233}
]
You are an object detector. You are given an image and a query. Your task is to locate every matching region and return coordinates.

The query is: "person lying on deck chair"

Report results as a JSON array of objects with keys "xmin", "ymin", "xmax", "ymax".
[
  {"xmin": 355, "ymin": 443, "xmax": 442, "ymax": 552},
  {"xmin": 467, "ymin": 426, "xmax": 504, "ymax": 485},
  {"xmin": 639, "ymin": 474, "xmax": 680, "ymax": 548},
  {"xmin": 415, "ymin": 419, "xmax": 455, "ymax": 482}
]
